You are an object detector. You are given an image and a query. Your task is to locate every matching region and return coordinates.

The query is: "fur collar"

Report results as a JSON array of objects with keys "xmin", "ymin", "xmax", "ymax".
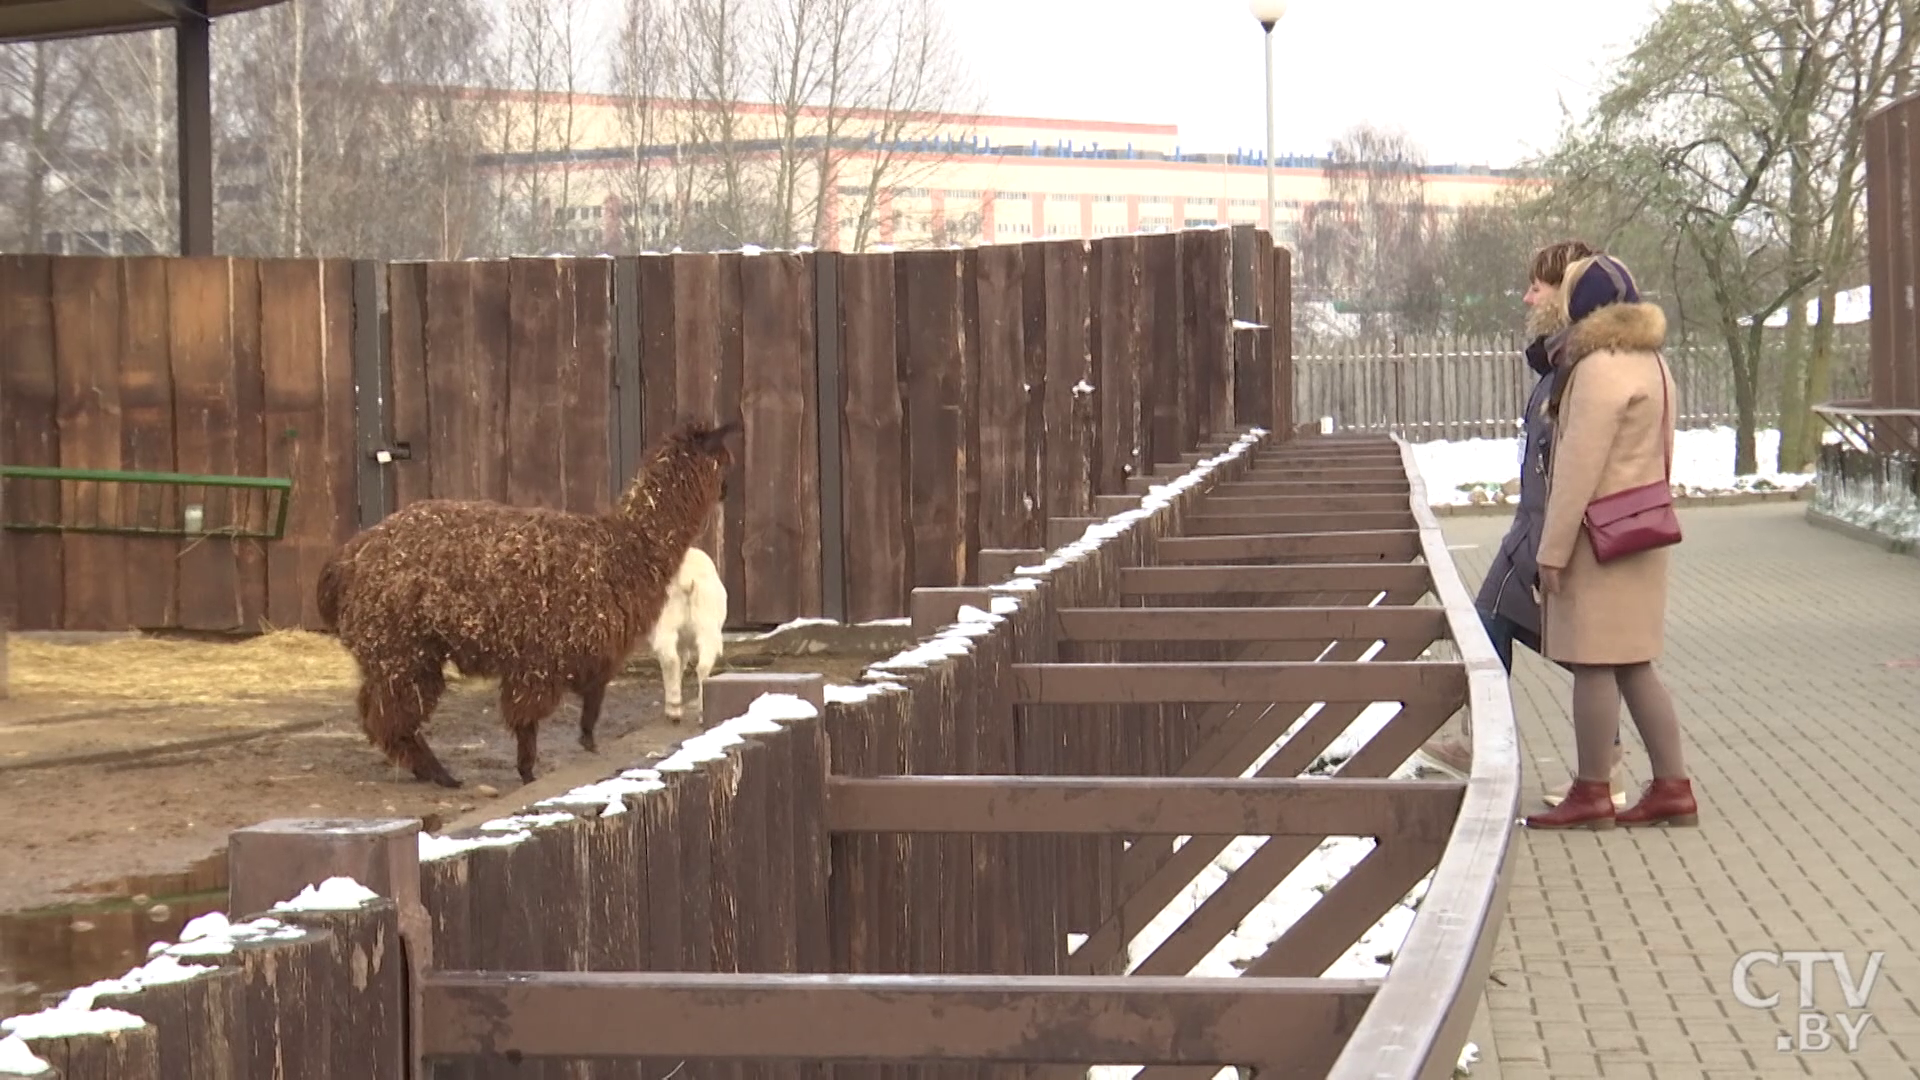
[
  {"xmin": 1526, "ymin": 295, "xmax": 1569, "ymax": 340},
  {"xmin": 1562, "ymin": 301, "xmax": 1667, "ymax": 363}
]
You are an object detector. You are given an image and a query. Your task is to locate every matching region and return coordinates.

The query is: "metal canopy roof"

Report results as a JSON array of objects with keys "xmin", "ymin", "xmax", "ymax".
[
  {"xmin": 0, "ymin": 0, "xmax": 292, "ymax": 255},
  {"xmin": 0, "ymin": 0, "xmax": 283, "ymax": 43}
]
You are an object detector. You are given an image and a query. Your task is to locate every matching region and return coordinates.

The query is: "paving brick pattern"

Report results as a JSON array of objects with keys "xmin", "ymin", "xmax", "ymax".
[{"xmin": 1441, "ymin": 503, "xmax": 1920, "ymax": 1078}]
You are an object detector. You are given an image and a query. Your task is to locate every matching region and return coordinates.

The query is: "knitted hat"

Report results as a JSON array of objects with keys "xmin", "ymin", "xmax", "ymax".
[{"xmin": 1565, "ymin": 254, "xmax": 1640, "ymax": 324}]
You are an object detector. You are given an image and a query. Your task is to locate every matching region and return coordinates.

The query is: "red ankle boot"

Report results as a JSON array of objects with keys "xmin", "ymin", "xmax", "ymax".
[
  {"xmin": 1525, "ymin": 779, "xmax": 1616, "ymax": 830},
  {"xmin": 1618, "ymin": 777, "xmax": 1699, "ymax": 827}
]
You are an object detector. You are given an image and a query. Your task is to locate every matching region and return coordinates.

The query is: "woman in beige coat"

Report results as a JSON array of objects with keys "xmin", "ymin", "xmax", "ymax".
[{"xmin": 1524, "ymin": 254, "xmax": 1697, "ymax": 831}]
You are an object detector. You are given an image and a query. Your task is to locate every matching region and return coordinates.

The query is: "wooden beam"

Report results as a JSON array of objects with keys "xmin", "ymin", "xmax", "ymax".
[
  {"xmin": 1052, "ymin": 606, "xmax": 1446, "ymax": 643},
  {"xmin": 1155, "ymin": 530, "xmax": 1423, "ymax": 564},
  {"xmin": 1119, "ymin": 564, "xmax": 1430, "ymax": 596},
  {"xmin": 1183, "ymin": 511, "xmax": 1416, "ymax": 536},
  {"xmin": 419, "ymin": 971, "xmax": 1378, "ymax": 1068},
  {"xmin": 1197, "ymin": 494, "xmax": 1411, "ymax": 514},
  {"xmin": 825, "ymin": 776, "xmax": 1464, "ymax": 842},
  {"xmin": 1239, "ymin": 467, "xmax": 1410, "ymax": 483},
  {"xmin": 1211, "ymin": 481, "xmax": 1410, "ymax": 497},
  {"xmin": 1012, "ymin": 661, "xmax": 1468, "ymax": 705}
]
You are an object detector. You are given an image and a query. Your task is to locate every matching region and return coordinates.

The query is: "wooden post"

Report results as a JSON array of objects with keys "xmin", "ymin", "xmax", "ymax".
[
  {"xmin": 225, "ymin": 817, "xmax": 424, "ymax": 1076},
  {"xmin": 702, "ymin": 672, "xmax": 828, "ymax": 728},
  {"xmin": 1047, "ymin": 516, "xmax": 1101, "ymax": 549},
  {"xmin": 909, "ymin": 586, "xmax": 996, "ymax": 636},
  {"xmin": 976, "ymin": 547, "xmax": 1046, "ymax": 585}
]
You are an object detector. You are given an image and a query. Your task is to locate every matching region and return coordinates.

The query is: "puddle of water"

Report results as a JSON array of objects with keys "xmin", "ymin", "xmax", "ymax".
[{"xmin": 0, "ymin": 852, "xmax": 228, "ymax": 1019}]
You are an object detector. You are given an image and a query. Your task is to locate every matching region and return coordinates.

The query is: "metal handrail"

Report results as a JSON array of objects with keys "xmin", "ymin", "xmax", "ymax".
[{"xmin": 1323, "ymin": 437, "xmax": 1521, "ymax": 1080}]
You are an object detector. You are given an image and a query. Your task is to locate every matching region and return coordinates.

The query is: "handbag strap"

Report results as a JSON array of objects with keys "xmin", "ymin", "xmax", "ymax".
[{"xmin": 1654, "ymin": 351, "xmax": 1673, "ymax": 481}]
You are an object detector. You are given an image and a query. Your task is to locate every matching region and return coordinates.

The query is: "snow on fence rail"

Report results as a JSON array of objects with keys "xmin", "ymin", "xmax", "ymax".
[{"xmin": 0, "ymin": 426, "xmax": 1515, "ymax": 1080}]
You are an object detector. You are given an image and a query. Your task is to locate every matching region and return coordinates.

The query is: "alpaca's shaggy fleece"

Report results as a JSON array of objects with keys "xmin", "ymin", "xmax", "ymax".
[{"xmin": 317, "ymin": 419, "xmax": 741, "ymax": 787}]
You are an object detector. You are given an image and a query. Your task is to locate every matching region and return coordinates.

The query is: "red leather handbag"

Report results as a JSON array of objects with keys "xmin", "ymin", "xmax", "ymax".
[{"xmin": 1582, "ymin": 353, "xmax": 1681, "ymax": 564}]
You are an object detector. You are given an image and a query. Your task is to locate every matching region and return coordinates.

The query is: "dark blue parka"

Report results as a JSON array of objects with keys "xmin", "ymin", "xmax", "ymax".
[{"xmin": 1474, "ymin": 336, "xmax": 1561, "ymax": 633}]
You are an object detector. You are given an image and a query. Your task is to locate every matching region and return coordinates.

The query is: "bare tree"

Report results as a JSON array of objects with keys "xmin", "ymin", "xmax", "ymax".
[
  {"xmin": 1297, "ymin": 123, "xmax": 1440, "ymax": 339},
  {"xmin": 489, "ymin": 0, "xmax": 591, "ymax": 254},
  {"xmin": 610, "ymin": 0, "xmax": 681, "ymax": 251}
]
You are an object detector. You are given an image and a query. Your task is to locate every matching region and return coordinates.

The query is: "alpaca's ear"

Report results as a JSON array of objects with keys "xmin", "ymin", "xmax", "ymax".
[{"xmin": 696, "ymin": 419, "xmax": 744, "ymax": 453}]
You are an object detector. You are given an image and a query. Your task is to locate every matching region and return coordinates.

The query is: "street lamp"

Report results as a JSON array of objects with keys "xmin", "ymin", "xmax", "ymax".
[{"xmin": 1249, "ymin": 0, "xmax": 1287, "ymax": 233}]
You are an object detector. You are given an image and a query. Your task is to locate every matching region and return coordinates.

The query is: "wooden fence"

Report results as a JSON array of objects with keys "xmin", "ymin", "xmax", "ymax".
[
  {"xmin": 0, "ymin": 227, "xmax": 1292, "ymax": 632},
  {"xmin": 1298, "ymin": 334, "xmax": 1872, "ymax": 441},
  {"xmin": 1818, "ymin": 91, "xmax": 1920, "ymax": 464},
  {"xmin": 0, "ymin": 429, "xmax": 1518, "ymax": 1080}
]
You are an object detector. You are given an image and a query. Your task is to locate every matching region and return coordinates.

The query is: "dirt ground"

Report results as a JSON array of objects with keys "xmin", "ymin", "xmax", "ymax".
[{"xmin": 0, "ymin": 630, "xmax": 891, "ymax": 914}]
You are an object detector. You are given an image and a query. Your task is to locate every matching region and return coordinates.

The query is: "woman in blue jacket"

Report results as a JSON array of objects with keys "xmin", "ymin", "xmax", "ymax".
[{"xmin": 1420, "ymin": 240, "xmax": 1626, "ymax": 806}]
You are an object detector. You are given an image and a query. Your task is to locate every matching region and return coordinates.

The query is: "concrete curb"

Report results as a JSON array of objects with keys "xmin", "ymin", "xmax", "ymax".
[
  {"xmin": 1805, "ymin": 504, "xmax": 1920, "ymax": 559},
  {"xmin": 1430, "ymin": 488, "xmax": 1810, "ymax": 518}
]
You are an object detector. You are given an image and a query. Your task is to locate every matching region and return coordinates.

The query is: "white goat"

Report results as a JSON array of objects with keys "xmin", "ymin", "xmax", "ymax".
[{"xmin": 650, "ymin": 545, "xmax": 727, "ymax": 723}]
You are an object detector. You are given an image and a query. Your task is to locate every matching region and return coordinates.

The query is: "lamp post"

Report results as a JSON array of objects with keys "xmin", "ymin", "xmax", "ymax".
[{"xmin": 1249, "ymin": 0, "xmax": 1287, "ymax": 234}]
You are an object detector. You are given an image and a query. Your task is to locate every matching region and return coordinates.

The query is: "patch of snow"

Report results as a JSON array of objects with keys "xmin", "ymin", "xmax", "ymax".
[
  {"xmin": 1409, "ymin": 426, "xmax": 1814, "ymax": 507},
  {"xmin": 156, "ymin": 912, "xmax": 304, "ymax": 959},
  {"xmin": 756, "ymin": 617, "xmax": 841, "ymax": 638},
  {"xmin": 271, "ymin": 876, "xmax": 380, "ymax": 912},
  {"xmin": 0, "ymin": 1008, "xmax": 145, "ymax": 1042},
  {"xmin": 535, "ymin": 772, "xmax": 666, "ymax": 814},
  {"xmin": 419, "ymin": 829, "xmax": 530, "ymax": 862},
  {"xmin": 859, "ymin": 617, "xmax": 912, "ymax": 627},
  {"xmin": 479, "ymin": 811, "xmax": 575, "ymax": 832},
  {"xmin": 1231, "ymin": 319, "xmax": 1267, "ymax": 330},
  {"xmin": 0, "ymin": 1036, "xmax": 50, "ymax": 1075},
  {"xmin": 1072, "ymin": 380, "xmax": 1096, "ymax": 396},
  {"xmin": 989, "ymin": 596, "xmax": 1021, "ymax": 615},
  {"xmin": 823, "ymin": 681, "xmax": 907, "ymax": 705}
]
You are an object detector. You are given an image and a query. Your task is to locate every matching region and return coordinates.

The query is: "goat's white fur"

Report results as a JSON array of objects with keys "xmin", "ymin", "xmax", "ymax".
[{"xmin": 651, "ymin": 546, "xmax": 726, "ymax": 721}]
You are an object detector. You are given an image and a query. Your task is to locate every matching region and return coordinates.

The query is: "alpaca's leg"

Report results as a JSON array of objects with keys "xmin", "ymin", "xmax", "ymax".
[
  {"xmin": 657, "ymin": 638, "xmax": 687, "ymax": 724},
  {"xmin": 577, "ymin": 676, "xmax": 609, "ymax": 753},
  {"xmin": 359, "ymin": 662, "xmax": 459, "ymax": 787},
  {"xmin": 500, "ymin": 675, "xmax": 564, "ymax": 784}
]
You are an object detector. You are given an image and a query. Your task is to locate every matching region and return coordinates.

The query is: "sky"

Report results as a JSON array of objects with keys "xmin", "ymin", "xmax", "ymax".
[{"xmin": 941, "ymin": 0, "xmax": 1667, "ymax": 168}]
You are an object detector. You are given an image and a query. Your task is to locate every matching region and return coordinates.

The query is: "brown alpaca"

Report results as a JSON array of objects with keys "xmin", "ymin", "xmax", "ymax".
[{"xmin": 317, "ymin": 419, "xmax": 741, "ymax": 787}]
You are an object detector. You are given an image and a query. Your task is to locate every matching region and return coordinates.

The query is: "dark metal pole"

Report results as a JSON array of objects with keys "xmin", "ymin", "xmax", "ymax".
[{"xmin": 175, "ymin": 0, "xmax": 214, "ymax": 255}]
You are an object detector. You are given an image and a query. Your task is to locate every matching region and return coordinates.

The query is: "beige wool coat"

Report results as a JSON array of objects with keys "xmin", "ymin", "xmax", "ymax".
[{"xmin": 1537, "ymin": 300, "xmax": 1678, "ymax": 666}]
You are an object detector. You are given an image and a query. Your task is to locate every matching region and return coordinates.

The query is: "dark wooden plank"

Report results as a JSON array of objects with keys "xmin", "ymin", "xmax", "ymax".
[
  {"xmin": 970, "ymin": 244, "xmax": 1034, "ymax": 550},
  {"xmin": 319, "ymin": 260, "xmax": 360, "ymax": 610},
  {"xmin": 230, "ymin": 258, "xmax": 271, "ymax": 629},
  {"xmin": 612, "ymin": 256, "xmax": 645, "ymax": 500},
  {"xmin": 812, "ymin": 252, "xmax": 848, "ymax": 623},
  {"xmin": 418, "ymin": 971, "xmax": 1379, "ymax": 1067},
  {"xmin": 895, "ymin": 250, "xmax": 968, "ymax": 589},
  {"xmin": 118, "ymin": 257, "xmax": 179, "ymax": 629},
  {"xmin": 716, "ymin": 254, "xmax": 748, "ymax": 620},
  {"xmin": 507, "ymin": 257, "xmax": 567, "ymax": 510},
  {"xmin": 567, "ymin": 257, "xmax": 615, "ymax": 514},
  {"xmin": 669, "ymin": 254, "xmax": 729, "ymax": 567},
  {"xmin": 1139, "ymin": 233, "xmax": 1186, "ymax": 463},
  {"xmin": 1180, "ymin": 229, "xmax": 1233, "ymax": 441},
  {"xmin": 838, "ymin": 253, "xmax": 908, "ymax": 621},
  {"xmin": 0, "ymin": 257, "xmax": 61, "ymax": 629},
  {"xmin": 1155, "ymin": 529, "xmax": 1423, "ymax": 564},
  {"xmin": 350, "ymin": 260, "xmax": 390, "ymax": 529},
  {"xmin": 1120, "ymin": 563, "xmax": 1431, "ymax": 596},
  {"xmin": 740, "ymin": 251, "xmax": 823, "ymax": 623},
  {"xmin": 1053, "ymin": 606, "xmax": 1447, "ymax": 643},
  {"xmin": 260, "ymin": 260, "xmax": 329, "ymax": 630},
  {"xmin": 635, "ymin": 254, "xmax": 680, "ymax": 452},
  {"xmin": 825, "ymin": 776, "xmax": 1463, "ymax": 841},
  {"xmin": 1011, "ymin": 660, "xmax": 1468, "ymax": 706},
  {"xmin": 167, "ymin": 257, "xmax": 243, "ymax": 631},
  {"xmin": 1041, "ymin": 241, "xmax": 1093, "ymax": 518},
  {"xmin": 423, "ymin": 261, "xmax": 511, "ymax": 502},
  {"xmin": 51, "ymin": 257, "xmax": 129, "ymax": 630},
  {"xmin": 385, "ymin": 262, "xmax": 431, "ymax": 509},
  {"xmin": 1093, "ymin": 237, "xmax": 1142, "ymax": 495}
]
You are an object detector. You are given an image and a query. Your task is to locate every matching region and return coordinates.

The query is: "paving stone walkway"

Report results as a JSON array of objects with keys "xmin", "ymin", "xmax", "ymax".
[{"xmin": 1441, "ymin": 501, "xmax": 1920, "ymax": 1079}]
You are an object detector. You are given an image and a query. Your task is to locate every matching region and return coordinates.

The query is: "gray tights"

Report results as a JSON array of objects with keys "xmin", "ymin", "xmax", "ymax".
[{"xmin": 1570, "ymin": 662, "xmax": 1686, "ymax": 784}]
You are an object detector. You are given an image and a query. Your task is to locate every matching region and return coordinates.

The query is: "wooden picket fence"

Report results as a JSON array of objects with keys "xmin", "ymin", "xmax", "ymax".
[{"xmin": 1296, "ymin": 334, "xmax": 1871, "ymax": 440}]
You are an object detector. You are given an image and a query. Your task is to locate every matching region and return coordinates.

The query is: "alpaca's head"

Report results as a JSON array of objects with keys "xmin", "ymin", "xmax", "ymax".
[{"xmin": 619, "ymin": 418, "xmax": 744, "ymax": 525}]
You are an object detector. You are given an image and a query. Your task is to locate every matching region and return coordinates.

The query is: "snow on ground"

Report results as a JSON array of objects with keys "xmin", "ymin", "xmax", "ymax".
[{"xmin": 1409, "ymin": 426, "xmax": 1814, "ymax": 507}]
